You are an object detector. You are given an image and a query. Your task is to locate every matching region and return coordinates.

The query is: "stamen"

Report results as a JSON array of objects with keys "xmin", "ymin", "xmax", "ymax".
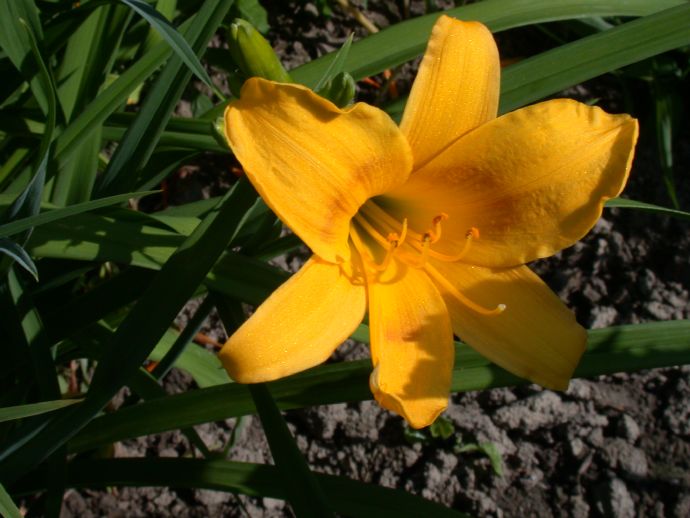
[
  {"xmin": 398, "ymin": 218, "xmax": 408, "ymax": 246},
  {"xmin": 427, "ymin": 227, "xmax": 479, "ymax": 262},
  {"xmin": 425, "ymin": 263, "xmax": 506, "ymax": 316},
  {"xmin": 419, "ymin": 233, "xmax": 431, "ymax": 265},
  {"xmin": 350, "ymin": 222, "xmax": 398, "ymax": 273},
  {"xmin": 361, "ymin": 202, "xmax": 425, "ymax": 242},
  {"xmin": 353, "ymin": 213, "xmax": 389, "ymax": 247},
  {"xmin": 403, "ymin": 232, "xmax": 431, "ymax": 269}
]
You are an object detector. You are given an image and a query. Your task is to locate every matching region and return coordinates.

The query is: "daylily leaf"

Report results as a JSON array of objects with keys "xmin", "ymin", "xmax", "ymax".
[
  {"xmin": 312, "ymin": 33, "xmax": 354, "ymax": 91},
  {"xmin": 0, "ymin": 239, "xmax": 38, "ymax": 280},
  {"xmin": 119, "ymin": 0, "xmax": 220, "ymax": 96},
  {"xmin": 0, "ymin": 483, "xmax": 21, "ymax": 518},
  {"xmin": 67, "ymin": 320, "xmax": 690, "ymax": 453},
  {"xmin": 20, "ymin": 458, "xmax": 467, "ymax": 518},
  {"xmin": 0, "ymin": 399, "xmax": 82, "ymax": 424},
  {"xmin": 0, "ymin": 191, "xmax": 159, "ymax": 239},
  {"xmin": 606, "ymin": 197, "xmax": 690, "ymax": 221}
]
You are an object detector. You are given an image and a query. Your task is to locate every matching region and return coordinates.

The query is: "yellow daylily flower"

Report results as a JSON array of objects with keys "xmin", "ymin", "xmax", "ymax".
[{"xmin": 219, "ymin": 15, "xmax": 639, "ymax": 428}]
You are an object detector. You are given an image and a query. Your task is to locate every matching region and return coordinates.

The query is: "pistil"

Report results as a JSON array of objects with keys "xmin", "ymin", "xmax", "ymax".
[{"xmin": 425, "ymin": 263, "xmax": 506, "ymax": 316}]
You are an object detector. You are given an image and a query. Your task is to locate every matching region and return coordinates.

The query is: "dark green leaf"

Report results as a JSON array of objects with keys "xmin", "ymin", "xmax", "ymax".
[
  {"xmin": 0, "ymin": 179, "xmax": 257, "ymax": 482},
  {"xmin": 217, "ymin": 299, "xmax": 333, "ymax": 515},
  {"xmin": 0, "ymin": 191, "xmax": 159, "ymax": 239},
  {"xmin": 248, "ymin": 385, "xmax": 334, "ymax": 517},
  {"xmin": 97, "ymin": 0, "xmax": 234, "ymax": 195},
  {"xmin": 52, "ymin": 3, "xmax": 132, "ymax": 205},
  {"xmin": 0, "ymin": 399, "xmax": 82, "ymax": 423},
  {"xmin": 291, "ymin": 0, "xmax": 684, "ymax": 85},
  {"xmin": 606, "ymin": 198, "xmax": 690, "ymax": 221},
  {"xmin": 69, "ymin": 320, "xmax": 690, "ymax": 453},
  {"xmin": 313, "ymin": 33, "xmax": 354, "ymax": 91},
  {"xmin": 0, "ymin": 0, "xmax": 49, "ymax": 114},
  {"xmin": 0, "ymin": 483, "xmax": 22, "ymax": 518},
  {"xmin": 0, "ymin": 239, "xmax": 38, "ymax": 280},
  {"xmin": 120, "ymin": 0, "xmax": 220, "ymax": 95},
  {"xmin": 499, "ymin": 4, "xmax": 690, "ymax": 113},
  {"xmin": 22, "ymin": 458, "xmax": 467, "ymax": 518}
]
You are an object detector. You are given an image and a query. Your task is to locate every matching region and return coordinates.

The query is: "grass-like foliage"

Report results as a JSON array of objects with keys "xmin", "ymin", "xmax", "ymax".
[{"xmin": 0, "ymin": 0, "xmax": 689, "ymax": 515}]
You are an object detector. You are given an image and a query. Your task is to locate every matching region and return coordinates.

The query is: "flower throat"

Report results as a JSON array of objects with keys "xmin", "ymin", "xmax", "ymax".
[{"xmin": 349, "ymin": 200, "xmax": 505, "ymax": 316}]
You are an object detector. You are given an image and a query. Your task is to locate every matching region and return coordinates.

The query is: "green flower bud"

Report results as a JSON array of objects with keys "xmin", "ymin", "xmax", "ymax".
[
  {"xmin": 316, "ymin": 71, "xmax": 356, "ymax": 108},
  {"xmin": 228, "ymin": 19, "xmax": 292, "ymax": 84},
  {"xmin": 213, "ymin": 115, "xmax": 229, "ymax": 149}
]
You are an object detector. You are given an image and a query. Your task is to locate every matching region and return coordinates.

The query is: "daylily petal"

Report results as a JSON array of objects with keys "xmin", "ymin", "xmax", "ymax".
[
  {"xmin": 428, "ymin": 260, "xmax": 586, "ymax": 390},
  {"xmin": 400, "ymin": 15, "xmax": 499, "ymax": 170},
  {"xmin": 225, "ymin": 78, "xmax": 413, "ymax": 263},
  {"xmin": 367, "ymin": 259, "xmax": 454, "ymax": 428},
  {"xmin": 219, "ymin": 256, "xmax": 366, "ymax": 383},
  {"xmin": 387, "ymin": 99, "xmax": 638, "ymax": 268}
]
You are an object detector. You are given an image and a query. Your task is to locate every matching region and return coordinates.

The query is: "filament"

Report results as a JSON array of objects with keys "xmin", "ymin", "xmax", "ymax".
[{"xmin": 426, "ymin": 227, "xmax": 478, "ymax": 262}]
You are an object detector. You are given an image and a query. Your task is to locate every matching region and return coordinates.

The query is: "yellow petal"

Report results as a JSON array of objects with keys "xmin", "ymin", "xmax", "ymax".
[
  {"xmin": 225, "ymin": 78, "xmax": 412, "ymax": 263},
  {"xmin": 388, "ymin": 99, "xmax": 639, "ymax": 268},
  {"xmin": 367, "ymin": 259, "xmax": 454, "ymax": 428},
  {"xmin": 219, "ymin": 256, "xmax": 366, "ymax": 383},
  {"xmin": 400, "ymin": 16, "xmax": 499, "ymax": 170},
  {"xmin": 428, "ymin": 261, "xmax": 586, "ymax": 390}
]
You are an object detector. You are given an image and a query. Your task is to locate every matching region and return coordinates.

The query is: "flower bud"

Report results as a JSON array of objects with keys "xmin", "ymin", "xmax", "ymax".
[
  {"xmin": 228, "ymin": 19, "xmax": 291, "ymax": 84},
  {"xmin": 316, "ymin": 71, "xmax": 356, "ymax": 108},
  {"xmin": 213, "ymin": 115, "xmax": 229, "ymax": 149}
]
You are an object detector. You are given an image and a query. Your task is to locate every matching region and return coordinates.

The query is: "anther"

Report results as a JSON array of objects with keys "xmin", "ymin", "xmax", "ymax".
[
  {"xmin": 427, "ymin": 226, "xmax": 479, "ymax": 262},
  {"xmin": 429, "ymin": 213, "xmax": 448, "ymax": 244}
]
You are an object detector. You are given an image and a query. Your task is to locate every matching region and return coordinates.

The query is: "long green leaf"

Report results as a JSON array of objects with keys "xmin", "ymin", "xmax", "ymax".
[
  {"xmin": 312, "ymin": 33, "xmax": 354, "ymax": 91},
  {"xmin": 56, "ymin": 3, "xmax": 131, "ymax": 122},
  {"xmin": 0, "ymin": 239, "xmax": 38, "ymax": 280},
  {"xmin": 498, "ymin": 3, "xmax": 690, "ymax": 113},
  {"xmin": 4, "ymin": 110, "xmax": 224, "ymax": 153},
  {"xmin": 384, "ymin": 4, "xmax": 690, "ymax": 120},
  {"xmin": 126, "ymin": 369, "xmax": 212, "ymax": 457},
  {"xmin": 0, "ymin": 179, "xmax": 256, "ymax": 482},
  {"xmin": 52, "ymin": 26, "xmax": 180, "ymax": 162},
  {"xmin": 150, "ymin": 295, "xmax": 216, "ymax": 381},
  {"xmin": 6, "ymin": 16, "xmax": 57, "ymax": 222},
  {"xmin": 0, "ymin": 191, "xmax": 158, "ymax": 238},
  {"xmin": 249, "ymin": 384, "xmax": 334, "ymax": 517},
  {"xmin": 21, "ymin": 458, "xmax": 466, "ymax": 518},
  {"xmin": 291, "ymin": 0, "xmax": 685, "ymax": 85},
  {"xmin": 120, "ymin": 0, "xmax": 220, "ymax": 95},
  {"xmin": 0, "ymin": 399, "xmax": 82, "ymax": 424},
  {"xmin": 216, "ymin": 300, "xmax": 332, "ymax": 518},
  {"xmin": 147, "ymin": 318, "xmax": 231, "ymax": 389},
  {"xmin": 97, "ymin": 0, "xmax": 234, "ymax": 196},
  {"xmin": 0, "ymin": 0, "xmax": 49, "ymax": 114},
  {"xmin": 25, "ymin": 208, "xmax": 286, "ymax": 304},
  {"xmin": 0, "ymin": 17, "xmax": 56, "ymax": 278},
  {"xmin": 0, "ymin": 483, "xmax": 22, "ymax": 518},
  {"xmin": 52, "ymin": 3, "xmax": 132, "ymax": 205},
  {"xmin": 69, "ymin": 320, "xmax": 690, "ymax": 452},
  {"xmin": 6, "ymin": 268, "xmax": 61, "ymax": 400},
  {"xmin": 606, "ymin": 197, "xmax": 690, "ymax": 221}
]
